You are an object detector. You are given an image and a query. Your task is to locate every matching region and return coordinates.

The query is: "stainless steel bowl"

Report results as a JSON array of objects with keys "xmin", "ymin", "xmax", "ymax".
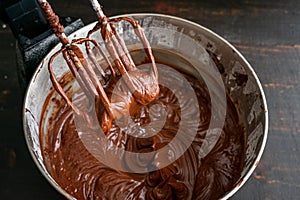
[{"xmin": 23, "ymin": 13, "xmax": 268, "ymax": 199}]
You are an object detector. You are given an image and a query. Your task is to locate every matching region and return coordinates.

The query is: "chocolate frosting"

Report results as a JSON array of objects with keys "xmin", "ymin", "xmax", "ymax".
[{"xmin": 40, "ymin": 56, "xmax": 245, "ymax": 199}]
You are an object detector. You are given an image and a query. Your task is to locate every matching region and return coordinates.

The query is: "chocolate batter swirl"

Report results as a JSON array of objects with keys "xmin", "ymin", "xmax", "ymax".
[{"xmin": 40, "ymin": 52, "xmax": 245, "ymax": 199}]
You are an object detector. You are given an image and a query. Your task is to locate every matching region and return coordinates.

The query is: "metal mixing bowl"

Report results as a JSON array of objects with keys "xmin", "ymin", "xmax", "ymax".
[{"xmin": 23, "ymin": 13, "xmax": 268, "ymax": 199}]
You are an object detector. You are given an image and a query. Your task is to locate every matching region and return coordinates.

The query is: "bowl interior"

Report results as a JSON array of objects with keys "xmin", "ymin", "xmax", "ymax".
[{"xmin": 23, "ymin": 14, "xmax": 268, "ymax": 199}]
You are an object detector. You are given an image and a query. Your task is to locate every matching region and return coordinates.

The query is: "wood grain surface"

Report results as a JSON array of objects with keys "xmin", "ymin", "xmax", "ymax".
[{"xmin": 0, "ymin": 0, "xmax": 299, "ymax": 199}]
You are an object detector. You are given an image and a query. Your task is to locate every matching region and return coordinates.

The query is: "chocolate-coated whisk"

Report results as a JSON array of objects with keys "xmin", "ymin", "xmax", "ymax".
[
  {"xmin": 38, "ymin": 0, "xmax": 159, "ymax": 130},
  {"xmin": 86, "ymin": 0, "xmax": 159, "ymax": 105},
  {"xmin": 38, "ymin": 0, "xmax": 114, "ymax": 117}
]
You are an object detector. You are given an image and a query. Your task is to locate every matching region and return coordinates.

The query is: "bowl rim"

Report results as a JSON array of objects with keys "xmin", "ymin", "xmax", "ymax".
[{"xmin": 23, "ymin": 12, "xmax": 269, "ymax": 200}]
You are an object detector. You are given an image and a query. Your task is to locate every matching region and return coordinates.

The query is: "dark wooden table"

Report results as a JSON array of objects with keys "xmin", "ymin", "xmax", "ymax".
[{"xmin": 0, "ymin": 0, "xmax": 299, "ymax": 199}]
